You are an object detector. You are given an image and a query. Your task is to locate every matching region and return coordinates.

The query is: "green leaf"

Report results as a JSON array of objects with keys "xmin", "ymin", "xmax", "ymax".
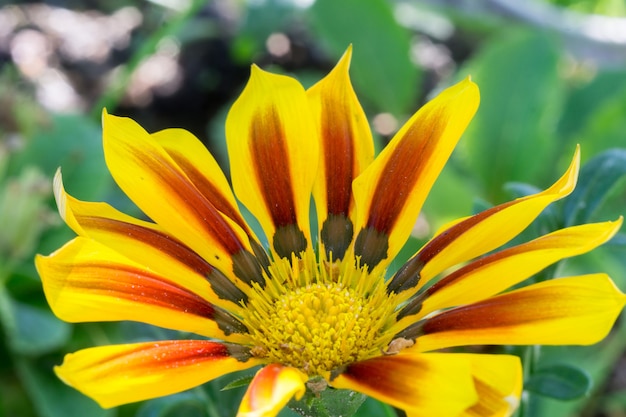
[
  {"xmin": 525, "ymin": 363, "xmax": 592, "ymax": 400},
  {"xmin": 308, "ymin": 0, "xmax": 420, "ymax": 115},
  {"xmin": 234, "ymin": 0, "xmax": 296, "ymax": 63},
  {"xmin": 459, "ymin": 29, "xmax": 563, "ymax": 201},
  {"xmin": 7, "ymin": 299, "xmax": 71, "ymax": 356},
  {"xmin": 353, "ymin": 397, "xmax": 397, "ymax": 417},
  {"xmin": 558, "ymin": 70, "xmax": 626, "ymax": 142},
  {"xmin": 220, "ymin": 375, "xmax": 254, "ymax": 391},
  {"xmin": 136, "ymin": 393, "xmax": 207, "ymax": 417},
  {"xmin": 15, "ymin": 358, "xmax": 112, "ymax": 417},
  {"xmin": 288, "ymin": 385, "xmax": 366, "ymax": 417},
  {"xmin": 0, "ymin": 287, "xmax": 70, "ymax": 357},
  {"xmin": 571, "ymin": 90, "xmax": 626, "ymax": 160},
  {"xmin": 563, "ymin": 149, "xmax": 626, "ymax": 226},
  {"xmin": 608, "ymin": 232, "xmax": 626, "ymax": 247},
  {"xmin": 7, "ymin": 114, "xmax": 111, "ymax": 202}
]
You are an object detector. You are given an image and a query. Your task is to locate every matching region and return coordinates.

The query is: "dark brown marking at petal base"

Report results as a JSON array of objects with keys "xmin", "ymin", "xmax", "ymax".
[
  {"xmin": 250, "ymin": 107, "xmax": 307, "ymax": 257},
  {"xmin": 224, "ymin": 343, "xmax": 254, "ymax": 362},
  {"xmin": 273, "ymin": 224, "xmax": 307, "ymax": 259},
  {"xmin": 249, "ymin": 239, "xmax": 271, "ymax": 271},
  {"xmin": 387, "ymin": 256, "xmax": 424, "ymax": 295},
  {"xmin": 353, "ymin": 226, "xmax": 389, "ymax": 269},
  {"xmin": 232, "ymin": 249, "xmax": 265, "ymax": 287},
  {"xmin": 213, "ymin": 305, "xmax": 250, "ymax": 335},
  {"xmin": 393, "ymin": 321, "xmax": 424, "ymax": 341},
  {"xmin": 396, "ymin": 295, "xmax": 424, "ymax": 320},
  {"xmin": 320, "ymin": 214, "xmax": 354, "ymax": 260},
  {"xmin": 207, "ymin": 268, "xmax": 248, "ymax": 303}
]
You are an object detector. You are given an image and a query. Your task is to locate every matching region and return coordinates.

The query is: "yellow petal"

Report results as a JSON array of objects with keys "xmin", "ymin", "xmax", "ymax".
[
  {"xmin": 388, "ymin": 147, "xmax": 580, "ymax": 297},
  {"xmin": 102, "ymin": 111, "xmax": 264, "ymax": 287},
  {"xmin": 331, "ymin": 352, "xmax": 477, "ymax": 416},
  {"xmin": 35, "ymin": 237, "xmax": 249, "ymax": 343},
  {"xmin": 53, "ymin": 170, "xmax": 248, "ymax": 309},
  {"xmin": 308, "ymin": 46, "xmax": 374, "ymax": 261},
  {"xmin": 459, "ymin": 354, "xmax": 522, "ymax": 417},
  {"xmin": 226, "ymin": 67, "xmax": 319, "ymax": 259},
  {"xmin": 152, "ymin": 128, "xmax": 252, "ymax": 237},
  {"xmin": 351, "ymin": 78, "xmax": 479, "ymax": 272},
  {"xmin": 55, "ymin": 340, "xmax": 261, "ymax": 408},
  {"xmin": 409, "ymin": 274, "xmax": 626, "ymax": 352},
  {"xmin": 395, "ymin": 219, "xmax": 622, "ymax": 327},
  {"xmin": 238, "ymin": 364, "xmax": 307, "ymax": 417}
]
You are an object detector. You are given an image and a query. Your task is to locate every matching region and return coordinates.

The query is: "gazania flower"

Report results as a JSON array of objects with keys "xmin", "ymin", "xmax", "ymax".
[{"xmin": 36, "ymin": 47, "xmax": 625, "ymax": 417}]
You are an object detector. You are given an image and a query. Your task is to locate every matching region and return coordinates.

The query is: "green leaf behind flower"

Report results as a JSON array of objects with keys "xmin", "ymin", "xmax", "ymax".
[
  {"xmin": 288, "ymin": 386, "xmax": 367, "ymax": 417},
  {"xmin": 308, "ymin": 0, "xmax": 421, "ymax": 116},
  {"xmin": 563, "ymin": 149, "xmax": 626, "ymax": 226},
  {"xmin": 459, "ymin": 29, "xmax": 564, "ymax": 202}
]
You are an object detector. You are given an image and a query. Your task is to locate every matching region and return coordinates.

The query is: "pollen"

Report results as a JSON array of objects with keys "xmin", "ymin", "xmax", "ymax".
[{"xmin": 242, "ymin": 251, "xmax": 398, "ymax": 377}]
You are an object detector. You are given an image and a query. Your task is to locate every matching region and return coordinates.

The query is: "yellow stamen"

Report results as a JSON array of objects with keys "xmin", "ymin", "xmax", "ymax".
[{"xmin": 242, "ymin": 251, "xmax": 399, "ymax": 377}]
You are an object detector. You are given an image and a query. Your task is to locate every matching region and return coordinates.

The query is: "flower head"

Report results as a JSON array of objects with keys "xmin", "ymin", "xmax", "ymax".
[{"xmin": 36, "ymin": 47, "xmax": 625, "ymax": 417}]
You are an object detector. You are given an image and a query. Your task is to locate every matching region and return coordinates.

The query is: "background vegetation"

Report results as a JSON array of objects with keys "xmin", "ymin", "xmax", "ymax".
[{"xmin": 1, "ymin": 0, "xmax": 625, "ymax": 416}]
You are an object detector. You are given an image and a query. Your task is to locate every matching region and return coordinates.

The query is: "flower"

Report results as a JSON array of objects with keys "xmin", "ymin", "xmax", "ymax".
[{"xmin": 36, "ymin": 47, "xmax": 625, "ymax": 417}]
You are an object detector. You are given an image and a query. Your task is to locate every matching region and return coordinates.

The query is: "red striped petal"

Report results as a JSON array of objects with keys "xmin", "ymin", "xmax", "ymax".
[
  {"xmin": 352, "ymin": 78, "xmax": 479, "ymax": 271},
  {"xmin": 238, "ymin": 364, "xmax": 307, "ymax": 417},
  {"xmin": 55, "ymin": 340, "xmax": 260, "ymax": 408},
  {"xmin": 36, "ymin": 237, "xmax": 249, "ymax": 342},
  {"xmin": 226, "ymin": 67, "xmax": 318, "ymax": 260},
  {"xmin": 308, "ymin": 47, "xmax": 374, "ymax": 261}
]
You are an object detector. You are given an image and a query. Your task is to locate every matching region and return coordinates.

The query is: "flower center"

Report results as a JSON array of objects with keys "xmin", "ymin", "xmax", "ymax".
[{"xmin": 243, "ymin": 252, "xmax": 397, "ymax": 377}]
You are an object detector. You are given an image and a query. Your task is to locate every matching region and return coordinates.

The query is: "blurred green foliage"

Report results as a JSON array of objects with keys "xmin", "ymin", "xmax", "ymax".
[
  {"xmin": 0, "ymin": 1, "xmax": 625, "ymax": 417},
  {"xmin": 546, "ymin": 0, "xmax": 626, "ymax": 16}
]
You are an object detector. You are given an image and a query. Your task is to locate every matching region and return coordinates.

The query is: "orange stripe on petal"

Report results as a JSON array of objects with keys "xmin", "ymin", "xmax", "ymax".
[
  {"xmin": 152, "ymin": 128, "xmax": 252, "ymax": 236},
  {"xmin": 250, "ymin": 108, "xmax": 298, "ymax": 228},
  {"xmin": 54, "ymin": 170, "xmax": 249, "ymax": 306},
  {"xmin": 102, "ymin": 111, "xmax": 263, "ymax": 285},
  {"xmin": 389, "ymin": 147, "xmax": 580, "ymax": 297},
  {"xmin": 35, "ymin": 237, "xmax": 249, "ymax": 343},
  {"xmin": 55, "ymin": 340, "xmax": 261, "ymax": 408},
  {"xmin": 409, "ymin": 274, "xmax": 626, "ymax": 352},
  {"xmin": 238, "ymin": 364, "xmax": 307, "ymax": 417},
  {"xmin": 226, "ymin": 67, "xmax": 318, "ymax": 259},
  {"xmin": 395, "ymin": 219, "xmax": 622, "ymax": 325},
  {"xmin": 308, "ymin": 47, "xmax": 374, "ymax": 261},
  {"xmin": 352, "ymin": 78, "xmax": 479, "ymax": 271},
  {"xmin": 331, "ymin": 352, "xmax": 477, "ymax": 416}
]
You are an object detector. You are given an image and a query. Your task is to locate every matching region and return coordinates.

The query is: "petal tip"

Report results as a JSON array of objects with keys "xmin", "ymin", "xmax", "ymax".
[
  {"xmin": 337, "ymin": 45, "xmax": 353, "ymax": 72},
  {"xmin": 249, "ymin": 64, "xmax": 272, "ymax": 83},
  {"xmin": 608, "ymin": 216, "xmax": 624, "ymax": 236},
  {"xmin": 548, "ymin": 146, "xmax": 581, "ymax": 197},
  {"xmin": 445, "ymin": 77, "xmax": 480, "ymax": 109},
  {"xmin": 101, "ymin": 108, "xmax": 110, "ymax": 125},
  {"xmin": 52, "ymin": 169, "xmax": 67, "ymax": 219}
]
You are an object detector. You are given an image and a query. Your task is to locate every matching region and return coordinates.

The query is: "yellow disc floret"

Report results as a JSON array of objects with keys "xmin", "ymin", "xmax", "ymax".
[{"xmin": 242, "ymin": 251, "xmax": 398, "ymax": 377}]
